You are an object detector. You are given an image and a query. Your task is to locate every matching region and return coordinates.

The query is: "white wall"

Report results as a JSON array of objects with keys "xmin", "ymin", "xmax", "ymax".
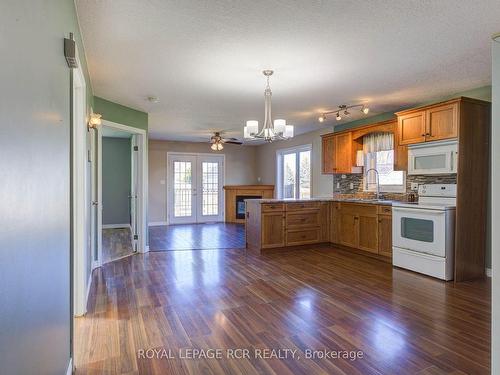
[
  {"xmin": 255, "ymin": 127, "xmax": 334, "ymax": 198},
  {"xmin": 491, "ymin": 34, "xmax": 500, "ymax": 374},
  {"xmin": 148, "ymin": 140, "xmax": 258, "ymax": 223}
]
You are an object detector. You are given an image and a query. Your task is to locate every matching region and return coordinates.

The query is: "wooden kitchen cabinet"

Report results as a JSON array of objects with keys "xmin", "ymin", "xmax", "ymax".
[
  {"xmin": 321, "ymin": 132, "xmax": 353, "ymax": 174},
  {"xmin": 321, "ymin": 134, "xmax": 335, "ymax": 174},
  {"xmin": 358, "ymin": 215, "xmax": 378, "ymax": 254},
  {"xmin": 426, "ymin": 103, "xmax": 458, "ymax": 141},
  {"xmin": 377, "ymin": 214, "xmax": 392, "ymax": 258},
  {"xmin": 339, "ymin": 210, "xmax": 358, "ymax": 248},
  {"xmin": 397, "ymin": 111, "xmax": 426, "ymax": 145},
  {"xmin": 330, "ymin": 202, "xmax": 340, "ymax": 244},
  {"xmin": 261, "ymin": 212, "xmax": 285, "ymax": 248},
  {"xmin": 396, "ymin": 100, "xmax": 459, "ymax": 146},
  {"xmin": 319, "ymin": 202, "xmax": 330, "ymax": 242}
]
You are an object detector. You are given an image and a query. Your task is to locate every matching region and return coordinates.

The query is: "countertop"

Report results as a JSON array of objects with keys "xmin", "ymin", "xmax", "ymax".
[{"xmin": 245, "ymin": 198, "xmax": 396, "ymax": 206}]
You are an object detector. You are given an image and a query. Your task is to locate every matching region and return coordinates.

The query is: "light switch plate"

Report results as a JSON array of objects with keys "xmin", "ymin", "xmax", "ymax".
[
  {"xmin": 336, "ymin": 182, "xmax": 340, "ymax": 189},
  {"xmin": 411, "ymin": 182, "xmax": 419, "ymax": 191},
  {"xmin": 349, "ymin": 183, "xmax": 354, "ymax": 190}
]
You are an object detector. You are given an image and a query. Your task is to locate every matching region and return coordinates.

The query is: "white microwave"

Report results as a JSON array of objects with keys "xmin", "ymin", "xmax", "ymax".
[{"xmin": 407, "ymin": 140, "xmax": 458, "ymax": 175}]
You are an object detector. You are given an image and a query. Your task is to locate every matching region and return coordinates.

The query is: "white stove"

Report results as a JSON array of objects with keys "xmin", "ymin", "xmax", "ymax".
[{"xmin": 392, "ymin": 184, "xmax": 456, "ymax": 281}]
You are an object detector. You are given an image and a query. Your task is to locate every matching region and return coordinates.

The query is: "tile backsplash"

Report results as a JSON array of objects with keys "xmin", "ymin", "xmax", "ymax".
[{"xmin": 332, "ymin": 173, "xmax": 457, "ymax": 200}]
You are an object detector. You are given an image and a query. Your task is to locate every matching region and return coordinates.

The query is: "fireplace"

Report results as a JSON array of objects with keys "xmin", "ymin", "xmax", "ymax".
[{"xmin": 235, "ymin": 195, "xmax": 261, "ymax": 219}]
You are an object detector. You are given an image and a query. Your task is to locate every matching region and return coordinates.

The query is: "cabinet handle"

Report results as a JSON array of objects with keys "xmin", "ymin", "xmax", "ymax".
[{"xmin": 421, "ymin": 133, "xmax": 426, "ymax": 137}]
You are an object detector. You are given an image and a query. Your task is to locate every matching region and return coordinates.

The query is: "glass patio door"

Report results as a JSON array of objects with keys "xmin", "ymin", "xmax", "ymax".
[{"xmin": 168, "ymin": 154, "xmax": 224, "ymax": 224}]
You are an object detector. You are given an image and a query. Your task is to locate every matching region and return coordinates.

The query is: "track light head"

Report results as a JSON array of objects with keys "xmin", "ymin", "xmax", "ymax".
[
  {"xmin": 362, "ymin": 106, "xmax": 370, "ymax": 114},
  {"xmin": 336, "ymin": 112, "xmax": 342, "ymax": 121},
  {"xmin": 318, "ymin": 114, "xmax": 326, "ymax": 123}
]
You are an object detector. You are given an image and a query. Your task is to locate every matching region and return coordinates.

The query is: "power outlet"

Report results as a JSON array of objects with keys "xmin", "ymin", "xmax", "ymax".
[
  {"xmin": 410, "ymin": 182, "xmax": 419, "ymax": 191},
  {"xmin": 349, "ymin": 182, "xmax": 354, "ymax": 190},
  {"xmin": 336, "ymin": 182, "xmax": 340, "ymax": 189}
]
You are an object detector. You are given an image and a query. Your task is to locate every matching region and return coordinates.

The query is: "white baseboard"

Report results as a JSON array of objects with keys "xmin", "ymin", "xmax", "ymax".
[
  {"xmin": 66, "ymin": 358, "xmax": 73, "ymax": 375},
  {"xmin": 486, "ymin": 268, "xmax": 492, "ymax": 277},
  {"xmin": 102, "ymin": 223, "xmax": 131, "ymax": 229},
  {"xmin": 148, "ymin": 221, "xmax": 167, "ymax": 226}
]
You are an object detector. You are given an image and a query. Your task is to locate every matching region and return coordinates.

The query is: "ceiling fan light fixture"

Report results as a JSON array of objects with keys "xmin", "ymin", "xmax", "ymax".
[{"xmin": 211, "ymin": 142, "xmax": 223, "ymax": 151}]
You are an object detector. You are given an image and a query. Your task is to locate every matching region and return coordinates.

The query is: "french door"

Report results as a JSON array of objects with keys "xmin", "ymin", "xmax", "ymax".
[{"xmin": 168, "ymin": 153, "xmax": 224, "ymax": 224}]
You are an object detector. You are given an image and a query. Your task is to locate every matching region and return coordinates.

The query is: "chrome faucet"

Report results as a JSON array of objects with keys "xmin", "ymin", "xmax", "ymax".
[{"xmin": 365, "ymin": 168, "xmax": 380, "ymax": 200}]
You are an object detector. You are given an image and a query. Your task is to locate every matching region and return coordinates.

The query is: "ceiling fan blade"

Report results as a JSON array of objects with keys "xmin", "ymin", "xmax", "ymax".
[{"xmin": 224, "ymin": 141, "xmax": 243, "ymax": 145}]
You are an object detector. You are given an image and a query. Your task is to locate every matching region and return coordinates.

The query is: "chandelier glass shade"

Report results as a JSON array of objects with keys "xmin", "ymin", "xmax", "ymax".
[{"xmin": 244, "ymin": 70, "xmax": 294, "ymax": 142}]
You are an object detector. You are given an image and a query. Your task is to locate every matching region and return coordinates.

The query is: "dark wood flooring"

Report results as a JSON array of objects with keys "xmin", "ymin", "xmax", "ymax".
[
  {"xmin": 75, "ymin": 245, "xmax": 490, "ymax": 375},
  {"xmin": 149, "ymin": 223, "xmax": 245, "ymax": 251}
]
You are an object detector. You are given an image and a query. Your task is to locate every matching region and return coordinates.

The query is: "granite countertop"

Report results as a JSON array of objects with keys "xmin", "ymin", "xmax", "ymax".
[{"xmin": 245, "ymin": 198, "xmax": 396, "ymax": 206}]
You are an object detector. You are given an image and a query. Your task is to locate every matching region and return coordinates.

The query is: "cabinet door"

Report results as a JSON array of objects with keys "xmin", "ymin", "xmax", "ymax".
[
  {"xmin": 358, "ymin": 215, "xmax": 378, "ymax": 254},
  {"xmin": 398, "ymin": 111, "xmax": 426, "ymax": 145},
  {"xmin": 319, "ymin": 202, "xmax": 330, "ymax": 242},
  {"xmin": 378, "ymin": 215, "xmax": 392, "ymax": 257},
  {"xmin": 425, "ymin": 103, "xmax": 458, "ymax": 141},
  {"xmin": 340, "ymin": 212, "xmax": 358, "ymax": 248},
  {"xmin": 321, "ymin": 135, "xmax": 336, "ymax": 174},
  {"xmin": 261, "ymin": 212, "xmax": 285, "ymax": 248},
  {"xmin": 334, "ymin": 133, "xmax": 353, "ymax": 173},
  {"xmin": 330, "ymin": 203, "xmax": 340, "ymax": 244}
]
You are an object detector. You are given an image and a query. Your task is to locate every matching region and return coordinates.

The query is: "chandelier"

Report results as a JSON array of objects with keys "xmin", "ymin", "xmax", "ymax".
[{"xmin": 244, "ymin": 70, "xmax": 294, "ymax": 142}]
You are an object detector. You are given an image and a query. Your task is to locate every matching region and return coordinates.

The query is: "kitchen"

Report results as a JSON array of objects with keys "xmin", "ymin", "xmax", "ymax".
[{"xmin": 246, "ymin": 96, "xmax": 490, "ymax": 282}]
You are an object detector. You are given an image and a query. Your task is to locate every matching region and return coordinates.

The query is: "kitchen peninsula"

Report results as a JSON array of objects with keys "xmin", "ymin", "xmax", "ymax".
[{"xmin": 245, "ymin": 198, "xmax": 394, "ymax": 261}]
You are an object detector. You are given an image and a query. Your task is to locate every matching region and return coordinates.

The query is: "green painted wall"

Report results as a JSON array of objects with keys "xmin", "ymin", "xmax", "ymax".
[
  {"xmin": 102, "ymin": 137, "xmax": 132, "ymax": 225},
  {"xmin": 93, "ymin": 96, "xmax": 148, "ymax": 130},
  {"xmin": 334, "ymin": 85, "xmax": 491, "ymax": 132}
]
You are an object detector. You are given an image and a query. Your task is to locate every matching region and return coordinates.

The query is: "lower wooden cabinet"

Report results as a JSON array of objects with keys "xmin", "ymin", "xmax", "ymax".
[
  {"xmin": 333, "ymin": 202, "xmax": 392, "ymax": 258},
  {"xmin": 340, "ymin": 211, "xmax": 358, "ymax": 248},
  {"xmin": 358, "ymin": 215, "xmax": 378, "ymax": 254},
  {"xmin": 286, "ymin": 228, "xmax": 320, "ymax": 246},
  {"xmin": 330, "ymin": 203, "xmax": 341, "ymax": 243},
  {"xmin": 261, "ymin": 212, "xmax": 285, "ymax": 248},
  {"xmin": 377, "ymin": 214, "xmax": 392, "ymax": 257}
]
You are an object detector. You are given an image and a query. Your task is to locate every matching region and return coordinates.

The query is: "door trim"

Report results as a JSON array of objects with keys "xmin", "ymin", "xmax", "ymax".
[
  {"xmin": 166, "ymin": 152, "xmax": 225, "ymax": 225},
  {"xmin": 72, "ymin": 56, "xmax": 88, "ymax": 318}
]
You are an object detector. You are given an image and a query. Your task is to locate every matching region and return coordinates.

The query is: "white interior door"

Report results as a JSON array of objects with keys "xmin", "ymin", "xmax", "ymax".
[{"xmin": 168, "ymin": 153, "xmax": 224, "ymax": 224}]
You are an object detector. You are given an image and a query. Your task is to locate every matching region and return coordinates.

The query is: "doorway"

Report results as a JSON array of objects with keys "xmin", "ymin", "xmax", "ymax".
[
  {"xmin": 100, "ymin": 128, "xmax": 136, "ymax": 263},
  {"xmin": 97, "ymin": 120, "xmax": 148, "ymax": 263},
  {"xmin": 167, "ymin": 153, "xmax": 225, "ymax": 224}
]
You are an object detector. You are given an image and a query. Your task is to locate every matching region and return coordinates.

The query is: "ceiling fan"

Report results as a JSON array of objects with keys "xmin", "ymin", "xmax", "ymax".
[{"xmin": 209, "ymin": 132, "xmax": 242, "ymax": 151}]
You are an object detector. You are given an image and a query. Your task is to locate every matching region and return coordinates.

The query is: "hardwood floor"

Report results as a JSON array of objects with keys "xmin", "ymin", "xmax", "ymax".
[
  {"xmin": 149, "ymin": 223, "xmax": 245, "ymax": 251},
  {"xmin": 102, "ymin": 227, "xmax": 134, "ymax": 264},
  {"xmin": 75, "ymin": 245, "xmax": 490, "ymax": 375}
]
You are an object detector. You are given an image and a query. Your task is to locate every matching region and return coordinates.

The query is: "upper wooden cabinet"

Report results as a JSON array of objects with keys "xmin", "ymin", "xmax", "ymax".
[
  {"xmin": 321, "ymin": 132, "xmax": 354, "ymax": 174},
  {"xmin": 426, "ymin": 103, "xmax": 458, "ymax": 141},
  {"xmin": 398, "ymin": 111, "xmax": 426, "ymax": 145},
  {"xmin": 396, "ymin": 100, "xmax": 459, "ymax": 145}
]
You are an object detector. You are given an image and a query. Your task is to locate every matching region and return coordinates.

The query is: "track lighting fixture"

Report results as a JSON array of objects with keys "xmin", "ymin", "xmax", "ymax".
[{"xmin": 319, "ymin": 103, "xmax": 371, "ymax": 123}]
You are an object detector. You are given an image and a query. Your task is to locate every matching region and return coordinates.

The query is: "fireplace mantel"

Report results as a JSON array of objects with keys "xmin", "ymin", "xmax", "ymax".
[{"xmin": 223, "ymin": 185, "xmax": 274, "ymax": 223}]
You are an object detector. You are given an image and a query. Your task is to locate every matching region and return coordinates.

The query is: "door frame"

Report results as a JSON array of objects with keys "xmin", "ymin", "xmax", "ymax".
[
  {"xmin": 97, "ymin": 120, "xmax": 148, "ymax": 265},
  {"xmin": 166, "ymin": 152, "xmax": 225, "ymax": 224},
  {"xmin": 72, "ymin": 56, "xmax": 89, "ymax": 318}
]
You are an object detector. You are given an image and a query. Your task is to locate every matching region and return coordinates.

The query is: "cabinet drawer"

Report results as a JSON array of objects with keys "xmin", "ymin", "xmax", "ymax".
[
  {"xmin": 262, "ymin": 203, "xmax": 285, "ymax": 212},
  {"xmin": 286, "ymin": 228, "xmax": 320, "ymax": 246},
  {"xmin": 286, "ymin": 202, "xmax": 320, "ymax": 211},
  {"xmin": 286, "ymin": 211, "xmax": 320, "ymax": 228},
  {"xmin": 377, "ymin": 205, "xmax": 392, "ymax": 215},
  {"xmin": 341, "ymin": 203, "xmax": 377, "ymax": 216}
]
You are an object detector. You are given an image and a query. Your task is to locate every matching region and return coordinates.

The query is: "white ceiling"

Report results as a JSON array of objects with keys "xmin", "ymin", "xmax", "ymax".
[{"xmin": 76, "ymin": 0, "xmax": 499, "ymax": 142}]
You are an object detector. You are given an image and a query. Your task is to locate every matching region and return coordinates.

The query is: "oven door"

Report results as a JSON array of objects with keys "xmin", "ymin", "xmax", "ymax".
[{"xmin": 392, "ymin": 207, "xmax": 446, "ymax": 257}]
